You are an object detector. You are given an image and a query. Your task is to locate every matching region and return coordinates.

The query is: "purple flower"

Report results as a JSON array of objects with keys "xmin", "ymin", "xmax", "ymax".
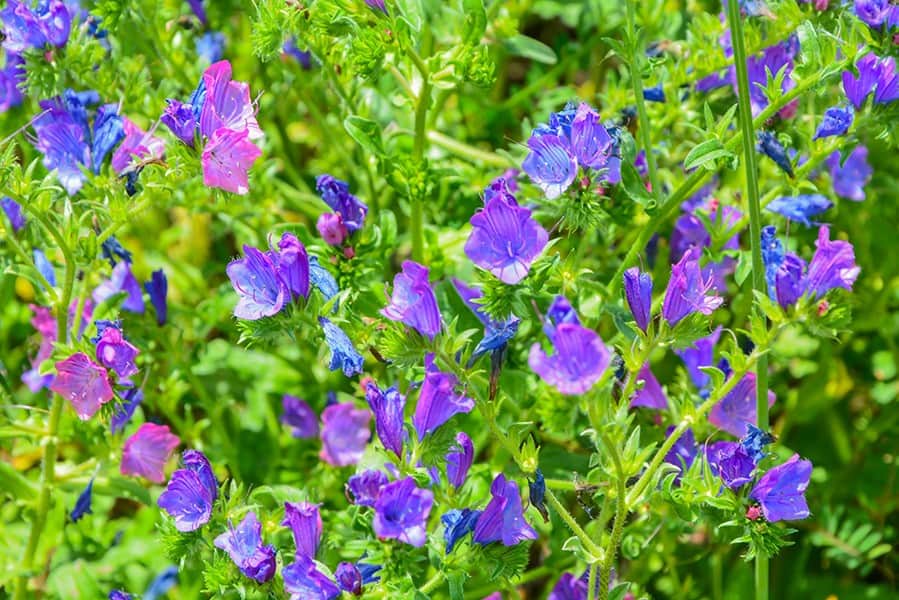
[
  {"xmin": 464, "ymin": 193, "xmax": 548, "ymax": 285},
  {"xmin": 346, "ymin": 469, "xmax": 388, "ymax": 506},
  {"xmin": 158, "ymin": 450, "xmax": 218, "ymax": 532},
  {"xmin": 316, "ymin": 175, "xmax": 368, "ymax": 233},
  {"xmin": 813, "ymin": 106, "xmax": 853, "ymax": 140},
  {"xmin": 442, "ymin": 508, "xmax": 482, "ymax": 554},
  {"xmin": 705, "ymin": 442, "xmax": 755, "ymax": 489},
  {"xmin": 91, "ymin": 104, "xmax": 126, "ymax": 173},
  {"xmin": 569, "ymin": 103, "xmax": 621, "ymax": 183},
  {"xmin": 283, "ymin": 556, "xmax": 340, "ymax": 600},
  {"xmin": 0, "ymin": 53, "xmax": 25, "ymax": 113},
  {"xmin": 144, "ymin": 567, "xmax": 178, "ymax": 600},
  {"xmin": 227, "ymin": 245, "xmax": 287, "ymax": 320},
  {"xmin": 805, "ymin": 225, "xmax": 860, "ymax": 297},
  {"xmin": 214, "ymin": 512, "xmax": 277, "ymax": 583},
  {"xmin": 50, "ymin": 352, "xmax": 114, "ymax": 420},
  {"xmin": 414, "ymin": 354, "xmax": 474, "ymax": 439},
  {"xmin": 521, "ymin": 132, "xmax": 578, "ymax": 199},
  {"xmin": 202, "ymin": 127, "xmax": 262, "ymax": 195},
  {"xmin": 382, "ymin": 261, "xmax": 442, "ymax": 340},
  {"xmin": 310, "ymin": 255, "xmax": 339, "ymax": 302},
  {"xmin": 741, "ymin": 424, "xmax": 776, "ymax": 463},
  {"xmin": 282, "ymin": 501, "xmax": 322, "ymax": 559},
  {"xmin": 365, "ymin": 382, "xmax": 406, "ymax": 458},
  {"xmin": 529, "ymin": 469, "xmax": 548, "ymax": 523},
  {"xmin": 71, "ymin": 478, "xmax": 94, "ymax": 522},
  {"xmin": 669, "ymin": 199, "xmax": 742, "ymax": 290},
  {"xmin": 319, "ymin": 402, "xmax": 371, "ymax": 467},
  {"xmin": 548, "ymin": 572, "xmax": 590, "ymax": 600},
  {"xmin": 2, "ymin": 196, "xmax": 25, "ymax": 232},
  {"xmin": 281, "ymin": 395, "xmax": 319, "ymax": 438},
  {"xmin": 842, "ymin": 52, "xmax": 882, "ymax": 109},
  {"xmin": 319, "ymin": 317, "xmax": 364, "ymax": 377},
  {"xmin": 109, "ymin": 591, "xmax": 131, "ymax": 600},
  {"xmin": 1, "ymin": 0, "xmax": 73, "ymax": 52},
  {"xmin": 364, "ymin": 0, "xmax": 388, "ymax": 14},
  {"xmin": 111, "ymin": 388, "xmax": 143, "ymax": 434},
  {"xmin": 775, "ymin": 253, "xmax": 807, "ymax": 308},
  {"xmin": 94, "ymin": 323, "xmax": 140, "ymax": 384},
  {"xmin": 317, "ymin": 212, "xmax": 348, "ymax": 246},
  {"xmin": 629, "ymin": 363, "xmax": 667, "ymax": 410},
  {"xmin": 545, "ymin": 294, "xmax": 581, "ymax": 330},
  {"xmin": 827, "ymin": 147, "xmax": 871, "ymax": 202},
  {"xmin": 373, "ymin": 477, "xmax": 434, "ymax": 547},
  {"xmin": 529, "ymin": 298, "xmax": 610, "ymax": 396},
  {"xmin": 472, "ymin": 474, "xmax": 538, "ymax": 546},
  {"xmin": 623, "ymin": 267, "xmax": 653, "ymax": 332},
  {"xmin": 748, "ymin": 454, "xmax": 812, "ymax": 522},
  {"xmin": 855, "ymin": 0, "xmax": 893, "ymax": 28},
  {"xmin": 756, "ymin": 131, "xmax": 794, "ymax": 176},
  {"xmin": 643, "ymin": 84, "xmax": 666, "ymax": 103},
  {"xmin": 112, "ymin": 117, "xmax": 164, "ymax": 174},
  {"xmin": 662, "ymin": 247, "xmax": 724, "ymax": 326},
  {"xmin": 761, "ymin": 225, "xmax": 785, "ymax": 301},
  {"xmin": 93, "ymin": 261, "xmax": 145, "ymax": 314},
  {"xmin": 446, "ymin": 432, "xmax": 474, "ymax": 488},
  {"xmin": 121, "ymin": 423, "xmax": 180, "ymax": 483},
  {"xmin": 875, "ymin": 56, "xmax": 899, "ymax": 104},
  {"xmin": 187, "ymin": 0, "xmax": 207, "ymax": 25},
  {"xmin": 335, "ymin": 561, "xmax": 380, "ymax": 595},
  {"xmin": 144, "ymin": 269, "xmax": 168, "ymax": 326},
  {"xmin": 161, "ymin": 100, "xmax": 198, "ymax": 147},
  {"xmin": 283, "ymin": 38, "xmax": 313, "ymax": 69},
  {"xmin": 101, "ymin": 236, "xmax": 132, "ymax": 266},
  {"xmin": 663, "ymin": 426, "xmax": 697, "ymax": 484},
  {"xmin": 765, "ymin": 194, "xmax": 832, "ymax": 227},
  {"xmin": 31, "ymin": 99, "xmax": 91, "ymax": 195},
  {"xmin": 710, "ymin": 372, "xmax": 777, "ymax": 437}
]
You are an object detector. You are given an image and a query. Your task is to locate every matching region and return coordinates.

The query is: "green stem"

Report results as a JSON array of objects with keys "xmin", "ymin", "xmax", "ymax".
[
  {"xmin": 410, "ymin": 51, "xmax": 430, "ymax": 263},
  {"xmin": 426, "ymin": 131, "xmax": 513, "ymax": 167},
  {"xmin": 587, "ymin": 562, "xmax": 599, "ymax": 600},
  {"xmin": 545, "ymin": 488, "xmax": 605, "ymax": 559},
  {"xmin": 726, "ymin": 1, "xmax": 770, "ymax": 596},
  {"xmin": 598, "ymin": 434, "xmax": 627, "ymax": 600},
  {"xmin": 625, "ymin": 1, "xmax": 662, "ymax": 200},
  {"xmin": 420, "ymin": 571, "xmax": 444, "ymax": 594}
]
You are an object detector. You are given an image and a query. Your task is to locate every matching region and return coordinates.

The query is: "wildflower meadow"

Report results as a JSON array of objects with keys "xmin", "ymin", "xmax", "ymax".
[{"xmin": 2, "ymin": 0, "xmax": 899, "ymax": 599}]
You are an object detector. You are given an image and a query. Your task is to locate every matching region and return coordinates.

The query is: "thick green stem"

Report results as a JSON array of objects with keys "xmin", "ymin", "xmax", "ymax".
[
  {"xmin": 587, "ymin": 562, "xmax": 599, "ymax": 600},
  {"xmin": 420, "ymin": 571, "xmax": 445, "ymax": 594},
  {"xmin": 410, "ymin": 52, "xmax": 430, "ymax": 263},
  {"xmin": 598, "ymin": 434, "xmax": 628, "ymax": 600},
  {"xmin": 725, "ymin": 3, "xmax": 770, "ymax": 598},
  {"xmin": 625, "ymin": 1, "xmax": 662, "ymax": 200}
]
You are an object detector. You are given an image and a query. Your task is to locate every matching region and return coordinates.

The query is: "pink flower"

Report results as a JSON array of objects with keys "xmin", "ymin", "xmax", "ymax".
[
  {"xmin": 199, "ymin": 60, "xmax": 263, "ymax": 141},
  {"xmin": 49, "ymin": 352, "xmax": 114, "ymax": 420},
  {"xmin": 201, "ymin": 127, "xmax": 262, "ymax": 195},
  {"xmin": 121, "ymin": 423, "xmax": 180, "ymax": 483},
  {"xmin": 111, "ymin": 117, "xmax": 164, "ymax": 173}
]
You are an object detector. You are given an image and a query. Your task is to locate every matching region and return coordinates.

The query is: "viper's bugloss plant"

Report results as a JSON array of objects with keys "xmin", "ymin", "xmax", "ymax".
[{"xmin": 2, "ymin": 1, "xmax": 898, "ymax": 599}]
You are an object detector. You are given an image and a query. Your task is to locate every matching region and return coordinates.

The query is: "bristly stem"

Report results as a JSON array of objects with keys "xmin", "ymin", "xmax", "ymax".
[
  {"xmin": 725, "ymin": 2, "xmax": 770, "ymax": 599},
  {"xmin": 597, "ymin": 432, "xmax": 627, "ymax": 600},
  {"xmin": 625, "ymin": 1, "xmax": 662, "ymax": 201},
  {"xmin": 410, "ymin": 47, "xmax": 430, "ymax": 263}
]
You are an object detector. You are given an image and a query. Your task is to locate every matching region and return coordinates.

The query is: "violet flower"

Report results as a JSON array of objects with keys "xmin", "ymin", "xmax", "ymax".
[
  {"xmin": 144, "ymin": 269, "xmax": 168, "ymax": 326},
  {"xmin": 382, "ymin": 261, "xmax": 442, "ymax": 340},
  {"xmin": 709, "ymin": 372, "xmax": 777, "ymax": 437},
  {"xmin": 472, "ymin": 474, "xmax": 538, "ymax": 546},
  {"xmin": 365, "ymin": 381, "xmax": 406, "ymax": 458},
  {"xmin": 805, "ymin": 225, "xmax": 860, "ymax": 297},
  {"xmin": 111, "ymin": 388, "xmax": 143, "ymax": 434},
  {"xmin": 121, "ymin": 423, "xmax": 180, "ymax": 483},
  {"xmin": 521, "ymin": 133, "xmax": 577, "ymax": 199},
  {"xmin": 158, "ymin": 450, "xmax": 218, "ymax": 532},
  {"xmin": 316, "ymin": 175, "xmax": 368, "ymax": 233},
  {"xmin": 283, "ymin": 556, "xmax": 340, "ymax": 600},
  {"xmin": 705, "ymin": 441, "xmax": 755, "ymax": 489},
  {"xmin": 629, "ymin": 363, "xmax": 667, "ymax": 410},
  {"xmin": 813, "ymin": 106, "xmax": 853, "ymax": 140},
  {"xmin": 373, "ymin": 477, "xmax": 434, "ymax": 547},
  {"xmin": 346, "ymin": 469, "xmax": 388, "ymax": 507},
  {"xmin": 663, "ymin": 426, "xmax": 697, "ymax": 485},
  {"xmin": 93, "ymin": 261, "xmax": 145, "ymax": 314},
  {"xmin": 442, "ymin": 508, "xmax": 482, "ymax": 554},
  {"xmin": 319, "ymin": 402, "xmax": 371, "ymax": 467},
  {"xmin": 198, "ymin": 60, "xmax": 263, "ymax": 141},
  {"xmin": 335, "ymin": 560, "xmax": 380, "ymax": 595},
  {"xmin": 842, "ymin": 52, "xmax": 883, "ymax": 109},
  {"xmin": 662, "ymin": 247, "xmax": 724, "ymax": 326},
  {"xmin": 112, "ymin": 116, "xmax": 164, "ymax": 174},
  {"xmin": 70, "ymin": 478, "xmax": 94, "ymax": 522},
  {"xmin": 765, "ymin": 194, "xmax": 833, "ymax": 227},
  {"xmin": 741, "ymin": 424, "xmax": 776, "ymax": 463},
  {"xmin": 282, "ymin": 501, "xmax": 322, "ymax": 559},
  {"xmin": 94, "ymin": 323, "xmax": 140, "ymax": 384},
  {"xmin": 413, "ymin": 354, "xmax": 474, "ymax": 439},
  {"xmin": 50, "ymin": 352, "xmax": 114, "ymax": 420},
  {"xmin": 2, "ymin": 197, "xmax": 25, "ymax": 232},
  {"xmin": 446, "ymin": 432, "xmax": 474, "ymax": 488},
  {"xmin": 623, "ymin": 267, "xmax": 652, "ymax": 332},
  {"xmin": 756, "ymin": 131, "xmax": 794, "ymax": 176},
  {"xmin": 214, "ymin": 512, "xmax": 277, "ymax": 583},
  {"xmin": 281, "ymin": 395, "xmax": 319, "ymax": 439},
  {"xmin": 827, "ymin": 147, "xmax": 871, "ymax": 202},
  {"xmin": 748, "ymin": 454, "xmax": 812, "ymax": 522}
]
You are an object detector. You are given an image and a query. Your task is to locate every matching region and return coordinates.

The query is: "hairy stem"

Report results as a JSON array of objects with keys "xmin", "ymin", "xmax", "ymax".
[
  {"xmin": 545, "ymin": 488, "xmax": 606, "ymax": 559},
  {"xmin": 625, "ymin": 1, "xmax": 662, "ymax": 200},
  {"xmin": 598, "ymin": 433, "xmax": 627, "ymax": 600}
]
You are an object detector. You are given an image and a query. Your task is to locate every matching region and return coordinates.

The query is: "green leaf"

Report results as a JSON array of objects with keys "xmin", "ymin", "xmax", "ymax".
[
  {"xmin": 344, "ymin": 116, "xmax": 385, "ymax": 158},
  {"xmin": 503, "ymin": 35, "xmax": 557, "ymax": 65},
  {"xmin": 447, "ymin": 571, "xmax": 466, "ymax": 600},
  {"xmin": 619, "ymin": 162, "xmax": 654, "ymax": 208},
  {"xmin": 0, "ymin": 460, "xmax": 38, "ymax": 501},
  {"xmin": 684, "ymin": 139, "xmax": 736, "ymax": 171}
]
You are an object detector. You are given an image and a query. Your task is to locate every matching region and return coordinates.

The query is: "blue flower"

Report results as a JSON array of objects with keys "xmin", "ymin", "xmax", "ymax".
[
  {"xmin": 528, "ymin": 469, "xmax": 548, "ymax": 522},
  {"xmin": 101, "ymin": 236, "xmax": 133, "ymax": 266},
  {"xmin": 196, "ymin": 31, "xmax": 226, "ymax": 63},
  {"xmin": 446, "ymin": 432, "xmax": 474, "ymax": 489},
  {"xmin": 310, "ymin": 255, "xmax": 340, "ymax": 303},
  {"xmin": 643, "ymin": 85, "xmax": 666, "ymax": 103},
  {"xmin": 70, "ymin": 478, "xmax": 94, "ymax": 522},
  {"xmin": 144, "ymin": 269, "xmax": 168, "ymax": 326},
  {"xmin": 32, "ymin": 249, "xmax": 56, "ymax": 287},
  {"xmin": 227, "ymin": 245, "xmax": 287, "ymax": 320},
  {"xmin": 365, "ymin": 381, "xmax": 406, "ymax": 458},
  {"xmin": 705, "ymin": 442, "xmax": 755, "ymax": 490},
  {"xmin": 2, "ymin": 197, "xmax": 26, "ymax": 232},
  {"xmin": 144, "ymin": 566, "xmax": 178, "ymax": 600},
  {"xmin": 757, "ymin": 131, "xmax": 793, "ymax": 177},
  {"xmin": 319, "ymin": 317, "xmax": 364, "ymax": 377},
  {"xmin": 749, "ymin": 454, "xmax": 812, "ymax": 522},
  {"xmin": 91, "ymin": 104, "xmax": 125, "ymax": 174},
  {"xmin": 623, "ymin": 267, "xmax": 652, "ymax": 332},
  {"xmin": 214, "ymin": 512, "xmax": 277, "ymax": 583},
  {"xmin": 765, "ymin": 194, "xmax": 833, "ymax": 227},
  {"xmin": 827, "ymin": 147, "xmax": 871, "ymax": 202},
  {"xmin": 813, "ymin": 105, "xmax": 853, "ymax": 140},
  {"xmin": 282, "ymin": 501, "xmax": 322, "ymax": 559},
  {"xmin": 110, "ymin": 387, "xmax": 143, "ymax": 434},
  {"xmin": 373, "ymin": 477, "xmax": 434, "ymax": 547},
  {"xmin": 157, "ymin": 450, "xmax": 218, "ymax": 532},
  {"xmin": 472, "ymin": 474, "xmax": 538, "ymax": 546},
  {"xmin": 334, "ymin": 559, "xmax": 381, "ymax": 594},
  {"xmin": 761, "ymin": 226, "xmax": 785, "ymax": 302},
  {"xmin": 413, "ymin": 354, "xmax": 474, "ymax": 439},
  {"xmin": 442, "ymin": 508, "xmax": 482, "ymax": 554},
  {"xmin": 741, "ymin": 424, "xmax": 776, "ymax": 463},
  {"xmin": 521, "ymin": 132, "xmax": 578, "ymax": 199}
]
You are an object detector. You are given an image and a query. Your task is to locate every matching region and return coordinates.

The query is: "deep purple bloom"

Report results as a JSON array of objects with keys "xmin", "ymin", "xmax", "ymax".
[
  {"xmin": 875, "ymin": 56, "xmax": 899, "ymax": 104},
  {"xmin": 50, "ymin": 352, "xmax": 114, "ymax": 420},
  {"xmin": 316, "ymin": 175, "xmax": 368, "ymax": 233},
  {"xmin": 842, "ymin": 53, "xmax": 882, "ymax": 109},
  {"xmin": 529, "ymin": 299, "xmax": 610, "ymax": 396},
  {"xmin": 71, "ymin": 478, "xmax": 94, "ymax": 522},
  {"xmin": 855, "ymin": 0, "xmax": 893, "ymax": 27},
  {"xmin": 548, "ymin": 572, "xmax": 590, "ymax": 600},
  {"xmin": 663, "ymin": 426, "xmax": 697, "ymax": 484},
  {"xmin": 382, "ymin": 261, "xmax": 442, "ymax": 340},
  {"xmin": 346, "ymin": 469, "xmax": 388, "ymax": 506},
  {"xmin": 442, "ymin": 508, "xmax": 482, "ymax": 554},
  {"xmin": 121, "ymin": 423, "xmax": 180, "ymax": 483},
  {"xmin": 446, "ymin": 432, "xmax": 474, "ymax": 488},
  {"xmin": 111, "ymin": 388, "xmax": 143, "ymax": 434},
  {"xmin": 2, "ymin": 197, "xmax": 25, "ymax": 231},
  {"xmin": 1, "ymin": 0, "xmax": 73, "ymax": 52},
  {"xmin": 521, "ymin": 133, "xmax": 578, "ymax": 199},
  {"xmin": 196, "ymin": 31, "xmax": 225, "ymax": 63},
  {"xmin": 319, "ymin": 402, "xmax": 371, "ymax": 467},
  {"xmin": 741, "ymin": 424, "xmax": 776, "ymax": 463},
  {"xmin": 202, "ymin": 127, "xmax": 262, "ymax": 195},
  {"xmin": 805, "ymin": 225, "xmax": 860, "ymax": 297},
  {"xmin": 472, "ymin": 474, "xmax": 538, "ymax": 546},
  {"xmin": 227, "ymin": 245, "xmax": 287, "ymax": 320},
  {"xmin": 283, "ymin": 38, "xmax": 313, "ymax": 69},
  {"xmin": 629, "ymin": 363, "xmax": 667, "ymax": 410},
  {"xmin": 623, "ymin": 267, "xmax": 652, "ymax": 332},
  {"xmin": 569, "ymin": 103, "xmax": 621, "ymax": 183},
  {"xmin": 100, "ymin": 236, "xmax": 132, "ymax": 266},
  {"xmin": 94, "ymin": 323, "xmax": 139, "ymax": 383},
  {"xmin": 187, "ymin": 0, "xmax": 207, "ymax": 24},
  {"xmin": 0, "ymin": 53, "xmax": 25, "ymax": 113},
  {"xmin": 748, "ymin": 454, "xmax": 812, "ymax": 522},
  {"xmin": 93, "ymin": 261, "xmax": 145, "ymax": 313},
  {"xmin": 335, "ymin": 562, "xmax": 362, "ymax": 595},
  {"xmin": 710, "ymin": 372, "xmax": 777, "ymax": 437},
  {"xmin": 705, "ymin": 442, "xmax": 755, "ymax": 489},
  {"xmin": 662, "ymin": 247, "xmax": 724, "ymax": 326},
  {"xmin": 214, "ymin": 512, "xmax": 277, "ymax": 583},
  {"xmin": 464, "ymin": 193, "xmax": 548, "ymax": 285},
  {"xmin": 414, "ymin": 354, "xmax": 474, "ymax": 439},
  {"xmin": 281, "ymin": 395, "xmax": 319, "ymax": 439},
  {"xmin": 643, "ymin": 85, "xmax": 666, "ymax": 102},
  {"xmin": 757, "ymin": 131, "xmax": 794, "ymax": 176},
  {"xmin": 813, "ymin": 106, "xmax": 853, "ymax": 140},
  {"xmin": 765, "ymin": 194, "xmax": 832, "ymax": 227},
  {"xmin": 373, "ymin": 477, "xmax": 434, "ymax": 547},
  {"xmin": 827, "ymin": 147, "xmax": 871, "ymax": 202},
  {"xmin": 317, "ymin": 212, "xmax": 348, "ymax": 246},
  {"xmin": 108, "ymin": 591, "xmax": 131, "ymax": 600},
  {"xmin": 158, "ymin": 450, "xmax": 218, "ymax": 532},
  {"xmin": 365, "ymin": 382, "xmax": 405, "ymax": 458},
  {"xmin": 544, "ymin": 294, "xmax": 581, "ymax": 331},
  {"xmin": 144, "ymin": 269, "xmax": 168, "ymax": 326},
  {"xmin": 160, "ymin": 100, "xmax": 198, "ymax": 147},
  {"xmin": 283, "ymin": 501, "xmax": 322, "ymax": 559},
  {"xmin": 484, "ymin": 169, "xmax": 518, "ymax": 203},
  {"xmin": 283, "ymin": 556, "xmax": 340, "ymax": 600},
  {"xmin": 319, "ymin": 317, "xmax": 364, "ymax": 377},
  {"xmin": 775, "ymin": 253, "xmax": 807, "ymax": 308},
  {"xmin": 364, "ymin": 0, "xmax": 388, "ymax": 13},
  {"xmin": 529, "ymin": 469, "xmax": 548, "ymax": 522},
  {"xmin": 670, "ymin": 200, "xmax": 741, "ymax": 291}
]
